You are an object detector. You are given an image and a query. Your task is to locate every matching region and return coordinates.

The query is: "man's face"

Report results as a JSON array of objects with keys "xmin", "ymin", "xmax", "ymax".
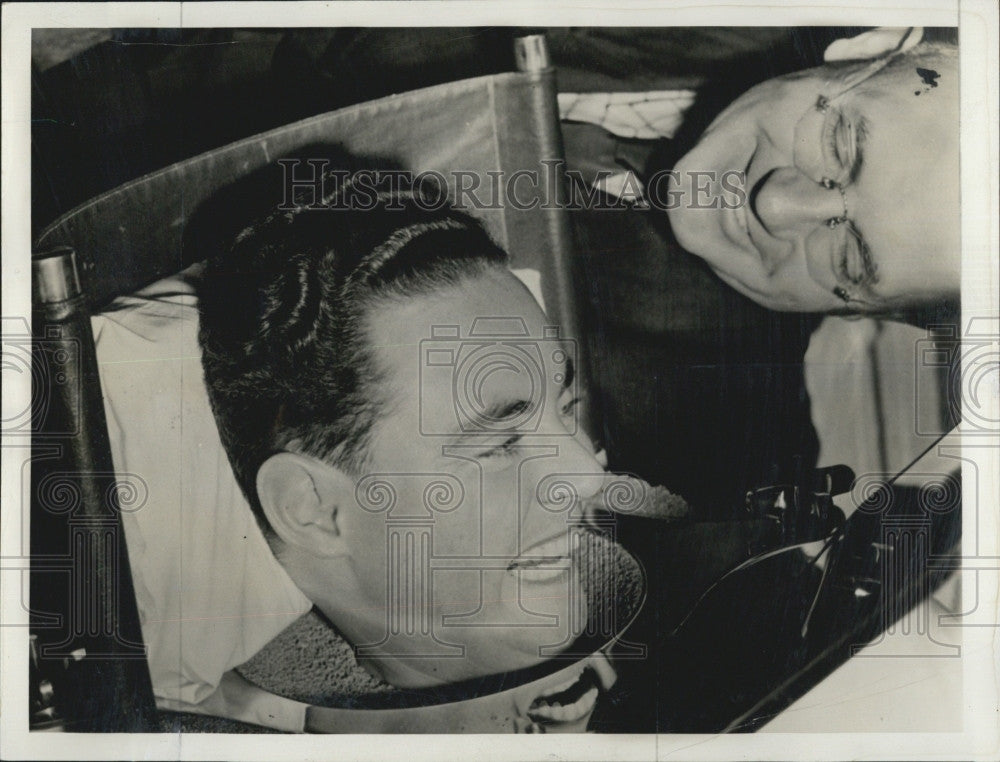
[
  {"xmin": 667, "ymin": 53, "xmax": 959, "ymax": 312},
  {"xmin": 332, "ymin": 267, "xmax": 608, "ymax": 686}
]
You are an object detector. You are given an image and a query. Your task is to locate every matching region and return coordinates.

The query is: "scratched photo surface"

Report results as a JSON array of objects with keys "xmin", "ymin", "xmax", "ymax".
[{"xmin": 5, "ymin": 10, "xmax": 995, "ymax": 759}]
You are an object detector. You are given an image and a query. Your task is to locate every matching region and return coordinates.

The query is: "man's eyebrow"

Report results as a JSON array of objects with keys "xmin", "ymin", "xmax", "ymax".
[
  {"xmin": 561, "ymin": 355, "xmax": 575, "ymax": 391},
  {"xmin": 846, "ymin": 219, "xmax": 880, "ymax": 286},
  {"xmin": 449, "ymin": 350, "xmax": 574, "ymax": 438},
  {"xmin": 849, "ymin": 114, "xmax": 869, "ymax": 185},
  {"xmin": 484, "ymin": 398, "xmax": 533, "ymax": 423},
  {"xmin": 452, "ymin": 398, "xmax": 533, "ymax": 438}
]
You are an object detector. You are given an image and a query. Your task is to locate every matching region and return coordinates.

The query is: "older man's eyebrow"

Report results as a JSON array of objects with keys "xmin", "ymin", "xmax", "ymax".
[
  {"xmin": 845, "ymin": 219, "xmax": 880, "ymax": 286},
  {"xmin": 848, "ymin": 114, "xmax": 869, "ymax": 185}
]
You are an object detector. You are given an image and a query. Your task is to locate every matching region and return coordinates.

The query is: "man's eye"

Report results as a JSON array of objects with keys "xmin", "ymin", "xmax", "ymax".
[
  {"xmin": 821, "ymin": 113, "xmax": 845, "ymax": 181},
  {"xmin": 821, "ymin": 110, "xmax": 858, "ymax": 185},
  {"xmin": 478, "ymin": 434, "xmax": 521, "ymax": 460},
  {"xmin": 560, "ymin": 395, "xmax": 582, "ymax": 418},
  {"xmin": 837, "ymin": 222, "xmax": 874, "ymax": 286}
]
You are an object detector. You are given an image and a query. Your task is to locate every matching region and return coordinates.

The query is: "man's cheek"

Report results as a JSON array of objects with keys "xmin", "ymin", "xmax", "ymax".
[
  {"xmin": 347, "ymin": 520, "xmax": 391, "ymax": 594},
  {"xmin": 430, "ymin": 509, "xmax": 478, "ymax": 556},
  {"xmin": 433, "ymin": 569, "xmax": 482, "ymax": 615},
  {"xmin": 481, "ymin": 472, "xmax": 520, "ymax": 528}
]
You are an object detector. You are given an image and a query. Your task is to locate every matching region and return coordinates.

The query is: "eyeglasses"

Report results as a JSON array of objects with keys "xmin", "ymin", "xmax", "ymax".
[{"xmin": 790, "ymin": 42, "xmax": 912, "ymax": 305}]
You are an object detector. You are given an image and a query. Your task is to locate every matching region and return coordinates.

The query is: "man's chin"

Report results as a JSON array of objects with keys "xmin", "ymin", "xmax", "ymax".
[
  {"xmin": 362, "ymin": 592, "xmax": 588, "ymax": 688},
  {"xmin": 354, "ymin": 531, "xmax": 642, "ymax": 688}
]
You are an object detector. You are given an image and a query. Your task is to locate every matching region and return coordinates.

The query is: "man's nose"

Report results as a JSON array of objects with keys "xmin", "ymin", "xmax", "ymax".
[
  {"xmin": 532, "ymin": 433, "xmax": 607, "ymax": 506},
  {"xmin": 560, "ymin": 437, "xmax": 607, "ymax": 508},
  {"xmin": 561, "ymin": 433, "xmax": 605, "ymax": 483},
  {"xmin": 751, "ymin": 167, "xmax": 844, "ymax": 239}
]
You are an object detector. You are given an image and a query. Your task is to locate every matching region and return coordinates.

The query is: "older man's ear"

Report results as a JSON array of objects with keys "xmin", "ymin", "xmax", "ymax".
[
  {"xmin": 824, "ymin": 26, "xmax": 922, "ymax": 62},
  {"xmin": 256, "ymin": 452, "xmax": 355, "ymax": 558}
]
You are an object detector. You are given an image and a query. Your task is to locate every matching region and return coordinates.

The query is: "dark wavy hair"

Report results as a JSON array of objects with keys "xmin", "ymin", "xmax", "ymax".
[{"xmin": 195, "ymin": 170, "xmax": 508, "ymax": 532}]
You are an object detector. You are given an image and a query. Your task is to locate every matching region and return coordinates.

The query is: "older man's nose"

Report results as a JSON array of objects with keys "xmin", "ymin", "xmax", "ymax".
[{"xmin": 751, "ymin": 167, "xmax": 844, "ymax": 238}]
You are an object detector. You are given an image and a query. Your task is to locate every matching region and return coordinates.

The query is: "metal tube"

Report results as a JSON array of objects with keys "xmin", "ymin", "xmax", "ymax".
[
  {"xmin": 31, "ymin": 248, "xmax": 158, "ymax": 731},
  {"xmin": 510, "ymin": 34, "xmax": 600, "ymax": 440},
  {"xmin": 33, "ymin": 247, "xmax": 81, "ymax": 304},
  {"xmin": 514, "ymin": 34, "xmax": 552, "ymax": 72}
]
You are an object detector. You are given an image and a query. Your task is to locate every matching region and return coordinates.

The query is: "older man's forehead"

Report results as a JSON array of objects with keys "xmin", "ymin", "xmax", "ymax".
[{"xmin": 745, "ymin": 69, "xmax": 828, "ymax": 111}]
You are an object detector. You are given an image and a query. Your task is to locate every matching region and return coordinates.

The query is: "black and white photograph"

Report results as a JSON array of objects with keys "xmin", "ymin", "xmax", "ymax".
[{"xmin": 2, "ymin": 2, "xmax": 998, "ymax": 760}]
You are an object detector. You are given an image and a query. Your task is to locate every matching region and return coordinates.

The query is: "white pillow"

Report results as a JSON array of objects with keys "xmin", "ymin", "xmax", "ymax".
[{"xmin": 93, "ymin": 263, "xmax": 312, "ymax": 709}]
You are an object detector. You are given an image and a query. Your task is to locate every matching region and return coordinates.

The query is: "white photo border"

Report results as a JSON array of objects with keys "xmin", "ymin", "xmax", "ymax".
[{"xmin": 3, "ymin": 2, "xmax": 997, "ymax": 760}]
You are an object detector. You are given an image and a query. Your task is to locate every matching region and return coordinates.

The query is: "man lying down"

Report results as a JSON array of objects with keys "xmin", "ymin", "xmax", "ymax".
[{"xmin": 92, "ymin": 172, "xmax": 688, "ymax": 732}]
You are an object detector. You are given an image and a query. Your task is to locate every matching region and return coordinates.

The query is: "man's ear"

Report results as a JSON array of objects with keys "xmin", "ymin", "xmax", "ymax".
[
  {"xmin": 256, "ymin": 452, "xmax": 355, "ymax": 558},
  {"xmin": 824, "ymin": 27, "xmax": 922, "ymax": 62}
]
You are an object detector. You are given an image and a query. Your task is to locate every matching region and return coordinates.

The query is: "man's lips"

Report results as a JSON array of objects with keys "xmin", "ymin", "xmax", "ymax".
[
  {"xmin": 736, "ymin": 147, "xmax": 757, "ymax": 243},
  {"xmin": 507, "ymin": 535, "xmax": 571, "ymax": 581},
  {"xmin": 735, "ymin": 195, "xmax": 750, "ymax": 237},
  {"xmin": 724, "ymin": 200, "xmax": 752, "ymax": 249},
  {"xmin": 713, "ymin": 158, "xmax": 756, "ymax": 252}
]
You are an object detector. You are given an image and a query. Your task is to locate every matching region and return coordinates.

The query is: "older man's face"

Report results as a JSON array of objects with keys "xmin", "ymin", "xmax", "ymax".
[
  {"xmin": 668, "ymin": 51, "xmax": 959, "ymax": 312},
  {"xmin": 330, "ymin": 267, "xmax": 613, "ymax": 689}
]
